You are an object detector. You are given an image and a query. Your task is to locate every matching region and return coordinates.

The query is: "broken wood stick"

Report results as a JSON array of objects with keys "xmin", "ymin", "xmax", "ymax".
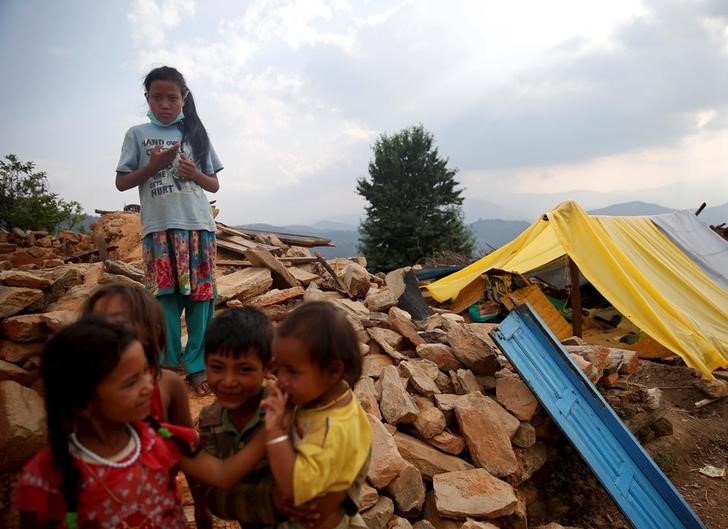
[{"xmin": 314, "ymin": 252, "xmax": 353, "ymax": 299}]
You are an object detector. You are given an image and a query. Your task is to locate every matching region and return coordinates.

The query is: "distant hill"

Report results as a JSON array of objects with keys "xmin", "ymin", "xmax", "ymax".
[
  {"xmin": 239, "ymin": 223, "xmax": 360, "ymax": 259},
  {"xmin": 469, "ymin": 219, "xmax": 530, "ymax": 254},
  {"xmin": 698, "ymin": 203, "xmax": 728, "ymax": 227},
  {"xmin": 463, "ymin": 197, "xmax": 527, "ymax": 222},
  {"xmin": 588, "ymin": 201, "xmax": 675, "ymax": 216},
  {"xmin": 239, "ymin": 218, "xmax": 531, "ymax": 259},
  {"xmin": 585, "ymin": 200, "xmax": 728, "ymax": 227},
  {"xmin": 239, "ymin": 199, "xmax": 725, "ymax": 259}
]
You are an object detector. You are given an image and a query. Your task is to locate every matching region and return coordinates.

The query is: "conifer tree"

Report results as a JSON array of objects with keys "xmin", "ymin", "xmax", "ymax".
[{"xmin": 357, "ymin": 125, "xmax": 474, "ymax": 272}]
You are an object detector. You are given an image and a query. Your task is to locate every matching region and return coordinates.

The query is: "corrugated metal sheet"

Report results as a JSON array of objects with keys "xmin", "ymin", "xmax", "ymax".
[{"xmin": 490, "ymin": 304, "xmax": 706, "ymax": 529}]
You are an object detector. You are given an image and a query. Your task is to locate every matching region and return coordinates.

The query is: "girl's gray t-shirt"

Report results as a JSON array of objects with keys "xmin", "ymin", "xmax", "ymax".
[{"xmin": 116, "ymin": 123, "xmax": 223, "ymax": 238}]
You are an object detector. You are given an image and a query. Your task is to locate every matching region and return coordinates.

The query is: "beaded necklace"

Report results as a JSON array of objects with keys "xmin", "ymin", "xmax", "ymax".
[
  {"xmin": 69, "ymin": 423, "xmax": 141, "ymax": 469},
  {"xmin": 311, "ymin": 383, "xmax": 352, "ymax": 411},
  {"xmin": 65, "ymin": 425, "xmax": 149, "ymax": 529}
]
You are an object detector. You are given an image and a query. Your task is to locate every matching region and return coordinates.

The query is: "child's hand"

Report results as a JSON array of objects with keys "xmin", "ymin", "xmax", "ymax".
[
  {"xmin": 272, "ymin": 487, "xmax": 321, "ymax": 527},
  {"xmin": 261, "ymin": 383, "xmax": 291, "ymax": 434},
  {"xmin": 176, "ymin": 152, "xmax": 199, "ymax": 181},
  {"xmin": 148, "ymin": 143, "xmax": 180, "ymax": 171}
]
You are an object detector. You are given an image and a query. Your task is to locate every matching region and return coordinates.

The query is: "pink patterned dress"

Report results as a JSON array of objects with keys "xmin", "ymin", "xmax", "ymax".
[
  {"xmin": 142, "ymin": 229, "xmax": 216, "ymax": 301},
  {"xmin": 13, "ymin": 422, "xmax": 196, "ymax": 529}
]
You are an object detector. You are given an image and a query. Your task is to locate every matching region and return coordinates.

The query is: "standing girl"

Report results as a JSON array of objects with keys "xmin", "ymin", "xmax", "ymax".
[
  {"xmin": 81, "ymin": 284, "xmax": 192, "ymax": 427},
  {"xmin": 116, "ymin": 66, "xmax": 221, "ymax": 394},
  {"xmin": 261, "ymin": 301, "xmax": 372, "ymax": 529},
  {"xmin": 14, "ymin": 317, "xmax": 266, "ymax": 529}
]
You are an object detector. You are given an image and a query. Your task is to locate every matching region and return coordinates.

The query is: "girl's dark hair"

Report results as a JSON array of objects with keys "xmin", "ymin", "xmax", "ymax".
[
  {"xmin": 276, "ymin": 301, "xmax": 362, "ymax": 386},
  {"xmin": 205, "ymin": 307, "xmax": 273, "ymax": 364},
  {"xmin": 144, "ymin": 66, "xmax": 211, "ymax": 172},
  {"xmin": 42, "ymin": 317, "xmax": 137, "ymax": 516},
  {"xmin": 80, "ymin": 284, "xmax": 164, "ymax": 378}
]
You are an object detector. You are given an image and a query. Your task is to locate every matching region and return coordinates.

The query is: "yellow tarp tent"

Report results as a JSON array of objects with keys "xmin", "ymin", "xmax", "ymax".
[{"xmin": 426, "ymin": 201, "xmax": 728, "ymax": 378}]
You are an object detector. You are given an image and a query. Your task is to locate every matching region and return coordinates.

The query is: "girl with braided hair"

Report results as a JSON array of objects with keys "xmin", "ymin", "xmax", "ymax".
[
  {"xmin": 116, "ymin": 65, "xmax": 222, "ymax": 395},
  {"xmin": 14, "ymin": 317, "xmax": 265, "ymax": 529}
]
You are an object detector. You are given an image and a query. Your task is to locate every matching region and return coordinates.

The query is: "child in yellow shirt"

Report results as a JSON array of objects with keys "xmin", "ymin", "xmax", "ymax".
[{"xmin": 262, "ymin": 301, "xmax": 372, "ymax": 529}]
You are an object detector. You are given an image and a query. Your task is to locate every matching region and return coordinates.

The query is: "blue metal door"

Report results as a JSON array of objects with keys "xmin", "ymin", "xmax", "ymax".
[{"xmin": 490, "ymin": 303, "xmax": 706, "ymax": 529}]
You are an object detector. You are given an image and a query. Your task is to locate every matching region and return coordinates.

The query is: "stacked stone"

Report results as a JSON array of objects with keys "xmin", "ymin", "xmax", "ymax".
[
  {"xmin": 0, "ymin": 259, "xmax": 150, "ymax": 472},
  {"xmin": 297, "ymin": 273, "xmax": 575, "ymax": 529},
  {"xmin": 0, "ymin": 227, "xmax": 94, "ymax": 270}
]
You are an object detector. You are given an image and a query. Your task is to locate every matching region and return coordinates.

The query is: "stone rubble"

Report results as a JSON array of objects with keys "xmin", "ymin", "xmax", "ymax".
[{"xmin": 0, "ymin": 212, "xmax": 671, "ymax": 529}]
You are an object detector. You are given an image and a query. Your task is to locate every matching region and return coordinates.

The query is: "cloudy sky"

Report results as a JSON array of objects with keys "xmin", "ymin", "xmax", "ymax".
[{"xmin": 1, "ymin": 0, "xmax": 727, "ymax": 225}]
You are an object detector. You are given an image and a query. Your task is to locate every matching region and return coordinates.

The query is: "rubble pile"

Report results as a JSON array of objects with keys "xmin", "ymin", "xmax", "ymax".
[
  {"xmin": 1, "ymin": 212, "xmax": 671, "ymax": 529},
  {"xmin": 0, "ymin": 227, "xmax": 96, "ymax": 270},
  {"xmin": 710, "ymin": 223, "xmax": 728, "ymax": 241}
]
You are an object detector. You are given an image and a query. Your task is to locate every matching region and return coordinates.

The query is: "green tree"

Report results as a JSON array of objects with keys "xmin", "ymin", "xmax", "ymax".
[
  {"xmin": 357, "ymin": 125, "xmax": 474, "ymax": 272},
  {"xmin": 0, "ymin": 154, "xmax": 85, "ymax": 233}
]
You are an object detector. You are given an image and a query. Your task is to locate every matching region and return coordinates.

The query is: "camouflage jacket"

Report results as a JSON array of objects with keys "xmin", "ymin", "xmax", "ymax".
[{"xmin": 192, "ymin": 397, "xmax": 276, "ymax": 528}]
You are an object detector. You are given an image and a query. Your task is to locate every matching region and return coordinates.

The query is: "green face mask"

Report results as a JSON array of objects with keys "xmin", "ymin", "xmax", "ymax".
[{"xmin": 147, "ymin": 110, "xmax": 185, "ymax": 127}]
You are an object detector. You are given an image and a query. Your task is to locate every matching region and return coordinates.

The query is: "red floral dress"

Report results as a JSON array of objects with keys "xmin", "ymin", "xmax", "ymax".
[
  {"xmin": 13, "ymin": 422, "xmax": 196, "ymax": 529},
  {"xmin": 142, "ymin": 229, "xmax": 216, "ymax": 301}
]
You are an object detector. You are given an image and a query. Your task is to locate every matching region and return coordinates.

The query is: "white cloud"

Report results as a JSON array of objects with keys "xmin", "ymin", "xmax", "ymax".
[
  {"xmin": 116, "ymin": 0, "xmax": 728, "ymax": 225},
  {"xmin": 461, "ymin": 123, "xmax": 728, "ymax": 208},
  {"xmin": 128, "ymin": 0, "xmax": 195, "ymax": 47},
  {"xmin": 236, "ymin": 0, "xmax": 355, "ymax": 51}
]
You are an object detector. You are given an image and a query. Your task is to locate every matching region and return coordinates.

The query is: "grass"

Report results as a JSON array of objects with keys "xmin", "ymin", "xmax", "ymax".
[{"xmin": 653, "ymin": 451, "xmax": 675, "ymax": 472}]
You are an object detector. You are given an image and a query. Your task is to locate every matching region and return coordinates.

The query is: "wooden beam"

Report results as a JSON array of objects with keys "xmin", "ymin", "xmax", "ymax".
[
  {"xmin": 567, "ymin": 256, "xmax": 582, "ymax": 338},
  {"xmin": 217, "ymin": 256, "xmax": 320, "ymax": 267},
  {"xmin": 244, "ymin": 248, "xmax": 301, "ymax": 289},
  {"xmin": 63, "ymin": 244, "xmax": 118, "ymax": 263},
  {"xmin": 217, "ymin": 222, "xmax": 334, "ymax": 248},
  {"xmin": 314, "ymin": 252, "xmax": 352, "ymax": 298}
]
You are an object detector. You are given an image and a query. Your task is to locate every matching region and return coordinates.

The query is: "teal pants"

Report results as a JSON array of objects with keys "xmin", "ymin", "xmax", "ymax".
[{"xmin": 158, "ymin": 293, "xmax": 215, "ymax": 375}]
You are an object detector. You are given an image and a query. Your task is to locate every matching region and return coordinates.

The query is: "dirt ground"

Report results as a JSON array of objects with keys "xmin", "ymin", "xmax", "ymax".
[{"xmin": 630, "ymin": 361, "xmax": 728, "ymax": 529}]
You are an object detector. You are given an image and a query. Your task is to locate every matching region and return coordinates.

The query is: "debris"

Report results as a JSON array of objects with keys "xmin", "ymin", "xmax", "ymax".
[
  {"xmin": 314, "ymin": 251, "xmax": 352, "ymax": 298},
  {"xmin": 694, "ymin": 398, "xmax": 722, "ymax": 409},
  {"xmin": 501, "ymin": 284, "xmax": 572, "ymax": 341},
  {"xmin": 697, "ymin": 465, "xmax": 726, "ymax": 478}
]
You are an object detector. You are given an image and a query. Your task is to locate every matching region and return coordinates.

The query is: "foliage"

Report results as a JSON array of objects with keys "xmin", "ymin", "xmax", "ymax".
[
  {"xmin": 356, "ymin": 125, "xmax": 474, "ymax": 272},
  {"xmin": 0, "ymin": 154, "xmax": 85, "ymax": 233},
  {"xmin": 653, "ymin": 451, "xmax": 675, "ymax": 472}
]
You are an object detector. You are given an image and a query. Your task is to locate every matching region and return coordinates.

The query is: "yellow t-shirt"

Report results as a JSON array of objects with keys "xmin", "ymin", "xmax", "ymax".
[{"xmin": 292, "ymin": 393, "xmax": 372, "ymax": 506}]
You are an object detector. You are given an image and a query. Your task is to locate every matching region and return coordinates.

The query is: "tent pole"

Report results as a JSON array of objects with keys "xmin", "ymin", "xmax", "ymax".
[{"xmin": 568, "ymin": 257, "xmax": 583, "ymax": 337}]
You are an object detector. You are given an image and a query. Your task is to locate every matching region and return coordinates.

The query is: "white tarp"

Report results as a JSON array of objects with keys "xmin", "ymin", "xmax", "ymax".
[{"xmin": 650, "ymin": 211, "xmax": 728, "ymax": 292}]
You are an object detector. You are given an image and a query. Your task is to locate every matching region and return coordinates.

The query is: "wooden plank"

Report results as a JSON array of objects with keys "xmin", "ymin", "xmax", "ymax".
[
  {"xmin": 216, "ymin": 259, "xmax": 252, "ymax": 267},
  {"xmin": 244, "ymin": 248, "xmax": 301, "ymax": 288},
  {"xmin": 216, "ymin": 238, "xmax": 258, "ymax": 257},
  {"xmin": 450, "ymin": 275, "xmax": 486, "ymax": 314},
  {"xmin": 216, "ymin": 238, "xmax": 281, "ymax": 257},
  {"xmin": 217, "ymin": 222, "xmax": 333, "ymax": 248},
  {"xmin": 220, "ymin": 233, "xmax": 259, "ymax": 249},
  {"xmin": 568, "ymin": 257, "xmax": 583, "ymax": 338},
  {"xmin": 217, "ymin": 232, "xmax": 280, "ymax": 254},
  {"xmin": 250, "ymin": 286, "xmax": 305, "ymax": 308},
  {"xmin": 63, "ymin": 244, "xmax": 118, "ymax": 263},
  {"xmin": 217, "ymin": 256, "xmax": 319, "ymax": 267},
  {"xmin": 501, "ymin": 284, "xmax": 572, "ymax": 341},
  {"xmin": 216, "ymin": 268, "xmax": 273, "ymax": 305}
]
